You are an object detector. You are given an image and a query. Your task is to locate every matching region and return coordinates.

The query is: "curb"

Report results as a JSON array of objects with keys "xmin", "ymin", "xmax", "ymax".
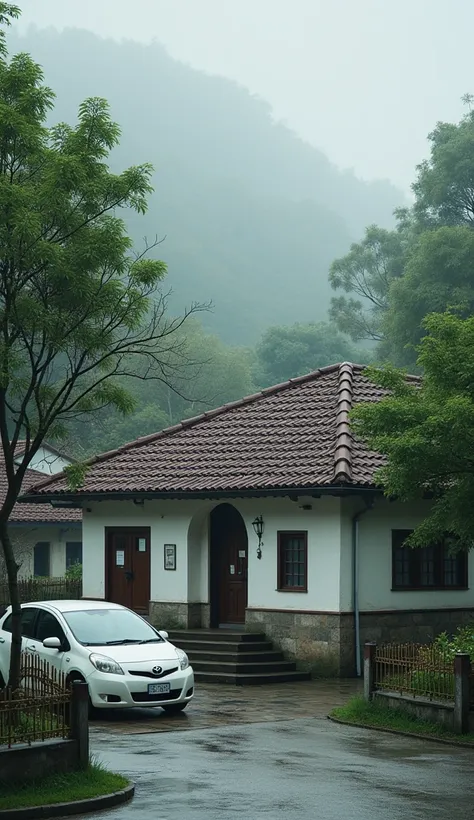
[
  {"xmin": 0, "ymin": 782, "xmax": 135, "ymax": 820},
  {"xmin": 327, "ymin": 715, "xmax": 474, "ymax": 749}
]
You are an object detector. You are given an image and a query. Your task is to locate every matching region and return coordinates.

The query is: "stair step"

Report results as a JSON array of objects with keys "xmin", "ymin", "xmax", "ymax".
[
  {"xmin": 166, "ymin": 629, "xmax": 310, "ymax": 686},
  {"xmin": 171, "ymin": 639, "xmax": 274, "ymax": 653},
  {"xmin": 194, "ymin": 670, "xmax": 311, "ymax": 685},
  {"xmin": 191, "ymin": 660, "xmax": 296, "ymax": 674},
  {"xmin": 167, "ymin": 630, "xmax": 266, "ymax": 643},
  {"xmin": 182, "ymin": 650, "xmax": 285, "ymax": 663}
]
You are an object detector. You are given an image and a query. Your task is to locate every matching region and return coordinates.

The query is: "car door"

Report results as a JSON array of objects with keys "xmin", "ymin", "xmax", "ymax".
[
  {"xmin": 0, "ymin": 607, "xmax": 39, "ymax": 686},
  {"xmin": 25, "ymin": 609, "xmax": 70, "ymax": 683}
]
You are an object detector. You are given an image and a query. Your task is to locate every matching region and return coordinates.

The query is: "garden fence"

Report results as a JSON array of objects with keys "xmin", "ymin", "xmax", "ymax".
[
  {"xmin": 0, "ymin": 654, "xmax": 70, "ymax": 748},
  {"xmin": 0, "ymin": 577, "xmax": 81, "ymax": 607},
  {"xmin": 374, "ymin": 642, "xmax": 454, "ymax": 702}
]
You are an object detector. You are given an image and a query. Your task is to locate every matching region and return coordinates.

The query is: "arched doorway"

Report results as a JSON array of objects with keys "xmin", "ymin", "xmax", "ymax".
[{"xmin": 210, "ymin": 504, "xmax": 248, "ymax": 627}]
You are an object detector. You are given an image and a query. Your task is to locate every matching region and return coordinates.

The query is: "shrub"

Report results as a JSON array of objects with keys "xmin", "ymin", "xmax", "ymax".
[
  {"xmin": 434, "ymin": 627, "xmax": 474, "ymax": 661},
  {"xmin": 65, "ymin": 563, "xmax": 82, "ymax": 582}
]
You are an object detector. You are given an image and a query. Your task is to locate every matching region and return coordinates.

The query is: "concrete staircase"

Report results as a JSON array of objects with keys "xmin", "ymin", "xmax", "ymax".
[{"xmin": 167, "ymin": 629, "xmax": 311, "ymax": 685}]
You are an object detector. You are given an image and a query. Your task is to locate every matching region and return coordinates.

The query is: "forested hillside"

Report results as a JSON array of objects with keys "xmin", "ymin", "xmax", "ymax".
[{"xmin": 10, "ymin": 25, "xmax": 404, "ymax": 344}]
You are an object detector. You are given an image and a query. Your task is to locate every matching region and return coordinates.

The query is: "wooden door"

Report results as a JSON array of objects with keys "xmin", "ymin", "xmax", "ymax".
[
  {"xmin": 211, "ymin": 505, "xmax": 248, "ymax": 624},
  {"xmin": 105, "ymin": 528, "xmax": 151, "ymax": 613}
]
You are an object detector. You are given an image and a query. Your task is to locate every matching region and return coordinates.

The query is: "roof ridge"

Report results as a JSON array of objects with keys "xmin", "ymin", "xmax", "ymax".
[
  {"xmin": 28, "ymin": 362, "xmax": 353, "ymax": 494},
  {"xmin": 333, "ymin": 362, "xmax": 354, "ymax": 484}
]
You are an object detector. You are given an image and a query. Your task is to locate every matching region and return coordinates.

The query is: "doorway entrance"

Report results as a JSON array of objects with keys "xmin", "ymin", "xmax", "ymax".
[
  {"xmin": 210, "ymin": 504, "xmax": 248, "ymax": 626},
  {"xmin": 105, "ymin": 527, "xmax": 151, "ymax": 613}
]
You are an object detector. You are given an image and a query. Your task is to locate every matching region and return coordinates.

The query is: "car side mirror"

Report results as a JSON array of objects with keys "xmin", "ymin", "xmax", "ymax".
[
  {"xmin": 158, "ymin": 630, "xmax": 169, "ymax": 640},
  {"xmin": 43, "ymin": 637, "xmax": 62, "ymax": 650}
]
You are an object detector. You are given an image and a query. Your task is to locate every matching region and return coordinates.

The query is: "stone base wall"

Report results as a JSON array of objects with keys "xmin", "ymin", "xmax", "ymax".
[
  {"xmin": 0, "ymin": 739, "xmax": 80, "ymax": 785},
  {"xmin": 149, "ymin": 601, "xmax": 210, "ymax": 629},
  {"xmin": 374, "ymin": 691, "xmax": 455, "ymax": 731},
  {"xmin": 245, "ymin": 608, "xmax": 355, "ymax": 677},
  {"xmin": 359, "ymin": 608, "xmax": 474, "ymax": 646}
]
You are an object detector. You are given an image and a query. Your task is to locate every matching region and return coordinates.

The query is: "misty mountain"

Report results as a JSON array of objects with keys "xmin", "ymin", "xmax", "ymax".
[{"xmin": 10, "ymin": 26, "xmax": 405, "ymax": 343}]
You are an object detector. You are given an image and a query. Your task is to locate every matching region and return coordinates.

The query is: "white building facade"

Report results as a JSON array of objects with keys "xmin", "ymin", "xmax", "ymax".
[
  {"xmin": 23, "ymin": 364, "xmax": 472, "ymax": 675},
  {"xmin": 77, "ymin": 494, "xmax": 473, "ymax": 675}
]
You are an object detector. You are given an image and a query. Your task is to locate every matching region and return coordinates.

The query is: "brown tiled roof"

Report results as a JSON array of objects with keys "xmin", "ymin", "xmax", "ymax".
[
  {"xmin": 3, "ymin": 462, "xmax": 81, "ymax": 524},
  {"xmin": 22, "ymin": 363, "xmax": 411, "ymax": 501}
]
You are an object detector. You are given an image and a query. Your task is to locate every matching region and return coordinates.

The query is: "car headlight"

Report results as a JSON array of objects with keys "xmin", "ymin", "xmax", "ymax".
[
  {"xmin": 176, "ymin": 649, "xmax": 189, "ymax": 670},
  {"xmin": 89, "ymin": 653, "xmax": 124, "ymax": 675}
]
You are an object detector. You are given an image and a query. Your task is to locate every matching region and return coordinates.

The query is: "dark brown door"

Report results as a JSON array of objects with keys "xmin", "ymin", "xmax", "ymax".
[
  {"xmin": 210, "ymin": 504, "xmax": 248, "ymax": 625},
  {"xmin": 105, "ymin": 528, "xmax": 151, "ymax": 613}
]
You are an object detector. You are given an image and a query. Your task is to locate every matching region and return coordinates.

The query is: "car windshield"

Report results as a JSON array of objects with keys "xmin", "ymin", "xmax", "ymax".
[{"xmin": 61, "ymin": 609, "xmax": 164, "ymax": 646}]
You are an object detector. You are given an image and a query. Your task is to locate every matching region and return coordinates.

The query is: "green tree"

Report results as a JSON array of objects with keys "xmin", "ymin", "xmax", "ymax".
[
  {"xmin": 0, "ymin": 4, "xmax": 202, "ymax": 690},
  {"xmin": 413, "ymin": 99, "xmax": 474, "ymax": 227},
  {"xmin": 329, "ymin": 224, "xmax": 407, "ymax": 343},
  {"xmin": 254, "ymin": 321, "xmax": 366, "ymax": 387},
  {"xmin": 66, "ymin": 320, "xmax": 255, "ymax": 455},
  {"xmin": 382, "ymin": 226, "xmax": 474, "ymax": 366},
  {"xmin": 351, "ymin": 312, "xmax": 474, "ymax": 550}
]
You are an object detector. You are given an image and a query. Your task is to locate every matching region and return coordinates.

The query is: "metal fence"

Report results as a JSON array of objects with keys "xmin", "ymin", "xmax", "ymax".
[
  {"xmin": 375, "ymin": 642, "xmax": 455, "ymax": 702},
  {"xmin": 0, "ymin": 577, "xmax": 82, "ymax": 607},
  {"xmin": 0, "ymin": 654, "xmax": 70, "ymax": 748}
]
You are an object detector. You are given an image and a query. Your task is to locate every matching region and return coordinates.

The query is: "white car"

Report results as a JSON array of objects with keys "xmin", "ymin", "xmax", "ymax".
[{"xmin": 0, "ymin": 599, "xmax": 194, "ymax": 712}]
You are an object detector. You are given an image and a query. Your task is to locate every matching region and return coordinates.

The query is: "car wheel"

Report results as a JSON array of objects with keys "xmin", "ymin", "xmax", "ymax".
[
  {"xmin": 66, "ymin": 674, "xmax": 94, "ymax": 718},
  {"xmin": 161, "ymin": 702, "xmax": 188, "ymax": 713}
]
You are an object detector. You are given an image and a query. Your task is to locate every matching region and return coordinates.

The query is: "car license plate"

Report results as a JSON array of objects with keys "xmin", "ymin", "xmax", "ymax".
[{"xmin": 148, "ymin": 682, "xmax": 170, "ymax": 695}]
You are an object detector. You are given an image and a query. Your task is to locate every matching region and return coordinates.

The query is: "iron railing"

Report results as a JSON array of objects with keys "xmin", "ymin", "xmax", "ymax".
[
  {"xmin": 375, "ymin": 642, "xmax": 454, "ymax": 702},
  {"xmin": 0, "ymin": 577, "xmax": 82, "ymax": 607},
  {"xmin": 0, "ymin": 654, "xmax": 70, "ymax": 748}
]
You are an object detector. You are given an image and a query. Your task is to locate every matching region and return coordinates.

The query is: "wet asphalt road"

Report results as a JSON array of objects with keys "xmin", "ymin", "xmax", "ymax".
[{"xmin": 87, "ymin": 716, "xmax": 473, "ymax": 820}]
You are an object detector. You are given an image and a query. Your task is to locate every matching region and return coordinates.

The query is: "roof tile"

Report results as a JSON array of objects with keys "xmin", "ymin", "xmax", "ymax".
[{"xmin": 23, "ymin": 363, "xmax": 400, "ymax": 499}]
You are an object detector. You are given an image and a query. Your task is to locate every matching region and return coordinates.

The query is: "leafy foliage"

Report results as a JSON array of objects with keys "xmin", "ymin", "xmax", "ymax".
[
  {"xmin": 330, "ymin": 99, "xmax": 474, "ymax": 367},
  {"xmin": 329, "ymin": 224, "xmax": 407, "ymax": 342},
  {"xmin": 382, "ymin": 226, "xmax": 474, "ymax": 365},
  {"xmin": 65, "ymin": 562, "xmax": 82, "ymax": 582},
  {"xmin": 351, "ymin": 313, "xmax": 474, "ymax": 550},
  {"xmin": 65, "ymin": 319, "xmax": 255, "ymax": 455},
  {"xmin": 434, "ymin": 627, "xmax": 474, "ymax": 661},
  {"xmin": 254, "ymin": 321, "xmax": 367, "ymax": 387},
  {"xmin": 413, "ymin": 104, "xmax": 474, "ymax": 227},
  {"xmin": 0, "ymin": 3, "xmax": 204, "ymax": 689},
  {"xmin": 64, "ymin": 464, "xmax": 90, "ymax": 492}
]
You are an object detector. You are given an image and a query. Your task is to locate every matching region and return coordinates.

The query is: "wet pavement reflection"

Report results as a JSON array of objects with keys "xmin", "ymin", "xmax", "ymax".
[{"xmin": 86, "ymin": 680, "xmax": 473, "ymax": 819}]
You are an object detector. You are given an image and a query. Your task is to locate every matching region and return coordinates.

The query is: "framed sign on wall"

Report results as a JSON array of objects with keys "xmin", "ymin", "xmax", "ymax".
[{"xmin": 164, "ymin": 544, "xmax": 177, "ymax": 571}]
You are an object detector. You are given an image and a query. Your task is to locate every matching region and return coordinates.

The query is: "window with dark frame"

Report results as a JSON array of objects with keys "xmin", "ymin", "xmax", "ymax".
[
  {"xmin": 33, "ymin": 542, "xmax": 50, "ymax": 577},
  {"xmin": 392, "ymin": 530, "xmax": 468, "ymax": 590},
  {"xmin": 277, "ymin": 531, "xmax": 308, "ymax": 591},
  {"xmin": 66, "ymin": 542, "xmax": 82, "ymax": 569}
]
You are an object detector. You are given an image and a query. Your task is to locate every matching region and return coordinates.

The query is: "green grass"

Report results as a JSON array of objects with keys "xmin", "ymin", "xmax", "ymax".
[
  {"xmin": 0, "ymin": 759, "xmax": 130, "ymax": 811},
  {"xmin": 0, "ymin": 709, "xmax": 62, "ymax": 746},
  {"xmin": 331, "ymin": 696, "xmax": 474, "ymax": 743}
]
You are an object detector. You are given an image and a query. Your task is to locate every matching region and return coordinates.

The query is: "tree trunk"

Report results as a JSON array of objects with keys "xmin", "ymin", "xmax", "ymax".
[{"xmin": 0, "ymin": 520, "xmax": 21, "ymax": 692}]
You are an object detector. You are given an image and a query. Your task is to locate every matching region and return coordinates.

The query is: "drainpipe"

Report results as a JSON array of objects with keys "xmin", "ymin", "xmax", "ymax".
[{"xmin": 352, "ymin": 497, "xmax": 375, "ymax": 677}]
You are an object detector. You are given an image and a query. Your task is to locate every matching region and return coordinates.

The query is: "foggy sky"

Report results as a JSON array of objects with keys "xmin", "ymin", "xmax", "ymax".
[{"xmin": 15, "ymin": 0, "xmax": 473, "ymax": 190}]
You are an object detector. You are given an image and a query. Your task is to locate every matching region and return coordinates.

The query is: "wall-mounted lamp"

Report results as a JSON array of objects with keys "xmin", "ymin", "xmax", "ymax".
[
  {"xmin": 252, "ymin": 515, "xmax": 264, "ymax": 560},
  {"xmin": 133, "ymin": 498, "xmax": 145, "ymax": 507}
]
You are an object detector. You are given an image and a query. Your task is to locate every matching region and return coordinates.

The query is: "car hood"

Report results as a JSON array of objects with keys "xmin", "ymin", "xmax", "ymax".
[{"xmin": 87, "ymin": 641, "xmax": 180, "ymax": 663}]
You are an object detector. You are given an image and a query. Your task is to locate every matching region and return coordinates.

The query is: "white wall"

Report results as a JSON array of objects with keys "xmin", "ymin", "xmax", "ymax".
[
  {"xmin": 82, "ymin": 493, "xmax": 474, "ymax": 616},
  {"xmin": 228, "ymin": 496, "xmax": 343, "ymax": 612},
  {"xmin": 16, "ymin": 446, "xmax": 72, "ymax": 476},
  {"xmin": 355, "ymin": 498, "xmax": 474, "ymax": 611},
  {"xmin": 82, "ymin": 496, "xmax": 344, "ymax": 612},
  {"xmin": 6, "ymin": 525, "xmax": 82, "ymax": 579},
  {"xmin": 82, "ymin": 500, "xmax": 202, "ymax": 602}
]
